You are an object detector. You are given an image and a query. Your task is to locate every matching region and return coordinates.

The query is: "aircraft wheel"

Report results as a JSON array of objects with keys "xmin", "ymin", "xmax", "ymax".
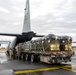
[
  {"xmin": 31, "ymin": 55, "xmax": 34, "ymax": 63},
  {"xmin": 25, "ymin": 54, "xmax": 28, "ymax": 61}
]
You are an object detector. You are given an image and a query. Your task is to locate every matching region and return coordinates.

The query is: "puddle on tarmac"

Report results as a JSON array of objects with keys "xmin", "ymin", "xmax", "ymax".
[
  {"xmin": 0, "ymin": 52, "xmax": 9, "ymax": 63},
  {"xmin": 60, "ymin": 64, "xmax": 76, "ymax": 71},
  {"xmin": 71, "ymin": 65, "xmax": 76, "ymax": 70},
  {"xmin": 0, "ymin": 69, "xmax": 14, "ymax": 75}
]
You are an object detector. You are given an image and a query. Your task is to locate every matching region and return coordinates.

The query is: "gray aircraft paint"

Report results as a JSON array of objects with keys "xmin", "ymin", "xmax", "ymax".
[
  {"xmin": 23, "ymin": 0, "xmax": 31, "ymax": 32},
  {"xmin": 10, "ymin": 37, "xmax": 17, "ymax": 49},
  {"xmin": 10, "ymin": 0, "xmax": 31, "ymax": 49}
]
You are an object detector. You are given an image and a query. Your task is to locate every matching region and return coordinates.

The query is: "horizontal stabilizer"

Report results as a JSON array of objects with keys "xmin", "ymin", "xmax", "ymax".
[
  {"xmin": 0, "ymin": 33, "xmax": 22, "ymax": 36},
  {"xmin": 34, "ymin": 34, "xmax": 44, "ymax": 37}
]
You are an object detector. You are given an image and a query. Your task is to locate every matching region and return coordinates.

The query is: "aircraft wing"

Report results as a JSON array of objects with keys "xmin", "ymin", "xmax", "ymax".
[
  {"xmin": 0, "ymin": 32, "xmax": 44, "ymax": 37},
  {"xmin": 0, "ymin": 33, "xmax": 22, "ymax": 36}
]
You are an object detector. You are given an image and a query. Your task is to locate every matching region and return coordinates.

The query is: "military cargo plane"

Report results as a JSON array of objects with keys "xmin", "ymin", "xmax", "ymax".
[{"xmin": 0, "ymin": 0, "xmax": 43, "ymax": 49}]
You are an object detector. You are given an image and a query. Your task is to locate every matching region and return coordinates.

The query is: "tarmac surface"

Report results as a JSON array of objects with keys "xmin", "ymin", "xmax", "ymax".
[{"xmin": 0, "ymin": 51, "xmax": 76, "ymax": 75}]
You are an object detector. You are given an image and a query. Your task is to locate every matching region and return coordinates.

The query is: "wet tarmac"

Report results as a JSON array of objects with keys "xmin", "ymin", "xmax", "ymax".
[
  {"xmin": 0, "ymin": 52, "xmax": 76, "ymax": 75},
  {"xmin": 0, "ymin": 52, "xmax": 9, "ymax": 63}
]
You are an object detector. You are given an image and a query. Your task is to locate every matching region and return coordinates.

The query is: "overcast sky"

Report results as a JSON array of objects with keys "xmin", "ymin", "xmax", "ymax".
[{"xmin": 0, "ymin": 0, "xmax": 76, "ymax": 42}]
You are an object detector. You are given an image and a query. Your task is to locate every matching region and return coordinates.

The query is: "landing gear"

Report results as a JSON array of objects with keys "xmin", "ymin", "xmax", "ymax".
[
  {"xmin": 25, "ymin": 54, "xmax": 28, "ymax": 61},
  {"xmin": 31, "ymin": 55, "xmax": 35, "ymax": 63}
]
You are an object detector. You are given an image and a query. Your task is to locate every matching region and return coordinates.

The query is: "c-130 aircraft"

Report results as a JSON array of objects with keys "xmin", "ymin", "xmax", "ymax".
[{"xmin": 0, "ymin": 0, "xmax": 43, "ymax": 49}]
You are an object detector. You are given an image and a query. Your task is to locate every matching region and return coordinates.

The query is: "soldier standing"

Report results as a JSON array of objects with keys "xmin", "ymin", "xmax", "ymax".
[
  {"xmin": 9, "ymin": 48, "xmax": 13, "ymax": 60},
  {"xmin": 15, "ymin": 44, "xmax": 19, "ymax": 59}
]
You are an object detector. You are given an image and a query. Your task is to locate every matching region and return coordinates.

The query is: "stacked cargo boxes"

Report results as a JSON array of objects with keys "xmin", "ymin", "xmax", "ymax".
[{"xmin": 20, "ymin": 34, "xmax": 73, "ymax": 64}]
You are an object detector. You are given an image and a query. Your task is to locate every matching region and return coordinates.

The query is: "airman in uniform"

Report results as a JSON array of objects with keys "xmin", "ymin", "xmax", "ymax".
[
  {"xmin": 15, "ymin": 44, "xmax": 19, "ymax": 60},
  {"xmin": 9, "ymin": 48, "xmax": 13, "ymax": 60}
]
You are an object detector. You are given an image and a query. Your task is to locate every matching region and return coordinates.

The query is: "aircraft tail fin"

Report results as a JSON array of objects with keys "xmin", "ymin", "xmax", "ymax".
[{"xmin": 22, "ymin": 0, "xmax": 31, "ymax": 33}]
